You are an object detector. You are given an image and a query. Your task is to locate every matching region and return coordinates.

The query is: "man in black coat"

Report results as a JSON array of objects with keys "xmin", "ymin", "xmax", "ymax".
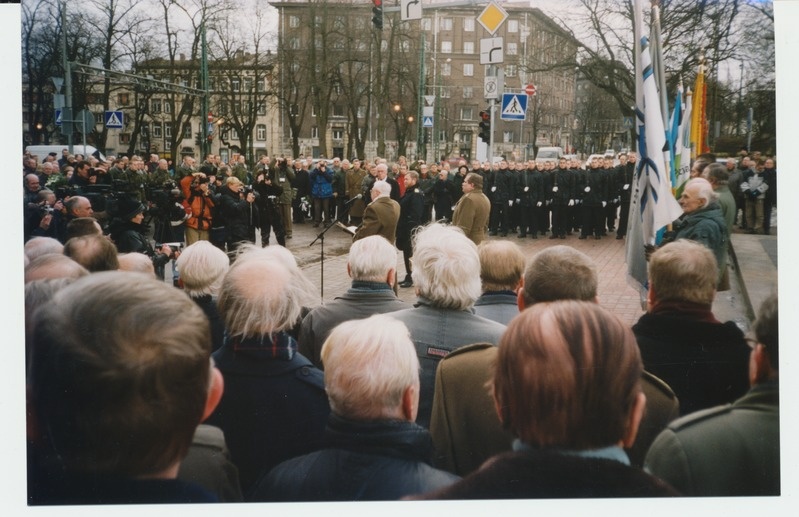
[
  {"xmin": 250, "ymin": 314, "xmax": 459, "ymax": 502},
  {"xmin": 397, "ymin": 171, "xmax": 425, "ymax": 286},
  {"xmin": 487, "ymin": 159, "xmax": 516, "ymax": 236},
  {"xmin": 634, "ymin": 240, "xmax": 750, "ymax": 416}
]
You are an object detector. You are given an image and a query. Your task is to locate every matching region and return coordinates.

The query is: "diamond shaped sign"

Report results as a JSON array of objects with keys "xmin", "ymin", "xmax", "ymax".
[{"xmin": 477, "ymin": 2, "xmax": 509, "ymax": 36}]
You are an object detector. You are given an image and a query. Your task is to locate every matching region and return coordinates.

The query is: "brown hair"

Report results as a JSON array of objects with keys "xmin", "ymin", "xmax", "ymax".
[
  {"xmin": 493, "ymin": 301, "xmax": 642, "ymax": 449},
  {"xmin": 478, "ymin": 240, "xmax": 525, "ymax": 292},
  {"xmin": 649, "ymin": 240, "xmax": 716, "ymax": 305}
]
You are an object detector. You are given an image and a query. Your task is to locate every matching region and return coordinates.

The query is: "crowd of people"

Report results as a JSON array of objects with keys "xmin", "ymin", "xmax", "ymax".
[{"xmin": 23, "ymin": 147, "xmax": 779, "ymax": 504}]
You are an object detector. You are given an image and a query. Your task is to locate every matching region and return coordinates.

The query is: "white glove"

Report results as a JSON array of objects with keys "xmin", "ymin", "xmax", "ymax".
[
  {"xmin": 515, "ymin": 199, "xmax": 521, "ymax": 204},
  {"xmin": 602, "ymin": 201, "xmax": 607, "ymax": 207},
  {"xmin": 552, "ymin": 186, "xmax": 559, "ymax": 193},
  {"xmin": 623, "ymin": 184, "xmax": 630, "ymax": 190},
  {"xmin": 568, "ymin": 199, "xmax": 574, "ymax": 206},
  {"xmin": 536, "ymin": 201, "xmax": 542, "ymax": 207},
  {"xmin": 524, "ymin": 187, "xmax": 529, "ymax": 192},
  {"xmin": 508, "ymin": 200, "xmax": 514, "ymax": 207},
  {"xmin": 491, "ymin": 186, "xmax": 497, "ymax": 192},
  {"xmin": 584, "ymin": 186, "xmax": 591, "ymax": 193}
]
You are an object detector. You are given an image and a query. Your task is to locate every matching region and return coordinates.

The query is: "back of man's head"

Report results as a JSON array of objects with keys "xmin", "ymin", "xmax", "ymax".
[
  {"xmin": 478, "ymin": 240, "xmax": 525, "ymax": 292},
  {"xmin": 348, "ymin": 235, "xmax": 396, "ymax": 283},
  {"xmin": 218, "ymin": 258, "xmax": 299, "ymax": 337},
  {"xmin": 321, "ymin": 314, "xmax": 419, "ymax": 421},
  {"xmin": 117, "ymin": 252, "xmax": 156, "ymax": 276},
  {"xmin": 65, "ymin": 217, "xmax": 102, "ymax": 241},
  {"xmin": 703, "ymin": 162, "xmax": 730, "ymax": 187},
  {"xmin": 522, "ymin": 246, "xmax": 598, "ymax": 306},
  {"xmin": 465, "ymin": 172, "xmax": 483, "ymax": 190},
  {"xmin": 63, "ymin": 235, "xmax": 119, "ymax": 273},
  {"xmin": 25, "ymin": 237, "xmax": 64, "ymax": 262},
  {"xmin": 753, "ymin": 292, "xmax": 778, "ymax": 371},
  {"xmin": 412, "ymin": 223, "xmax": 481, "ymax": 310},
  {"xmin": 648, "ymin": 240, "xmax": 717, "ymax": 307},
  {"xmin": 30, "ymin": 271, "xmax": 213, "ymax": 476},
  {"xmin": 176, "ymin": 241, "xmax": 230, "ymax": 298},
  {"xmin": 25, "ymin": 254, "xmax": 88, "ymax": 283},
  {"xmin": 372, "ymin": 179, "xmax": 391, "ymax": 198}
]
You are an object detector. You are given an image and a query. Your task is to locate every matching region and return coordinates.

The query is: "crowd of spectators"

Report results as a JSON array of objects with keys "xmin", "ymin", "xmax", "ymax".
[{"xmin": 23, "ymin": 148, "xmax": 779, "ymax": 504}]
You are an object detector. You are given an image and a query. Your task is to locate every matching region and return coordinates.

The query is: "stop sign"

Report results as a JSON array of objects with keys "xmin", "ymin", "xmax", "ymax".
[{"xmin": 525, "ymin": 83, "xmax": 536, "ymax": 96}]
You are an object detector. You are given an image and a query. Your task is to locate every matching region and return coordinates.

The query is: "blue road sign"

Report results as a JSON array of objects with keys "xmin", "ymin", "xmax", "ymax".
[
  {"xmin": 500, "ymin": 93, "xmax": 527, "ymax": 121},
  {"xmin": 105, "ymin": 110, "xmax": 124, "ymax": 128},
  {"xmin": 54, "ymin": 109, "xmax": 62, "ymax": 127},
  {"xmin": 422, "ymin": 116, "xmax": 434, "ymax": 128}
]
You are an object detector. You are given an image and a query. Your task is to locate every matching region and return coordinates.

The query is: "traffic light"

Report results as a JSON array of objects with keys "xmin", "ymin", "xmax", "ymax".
[
  {"xmin": 372, "ymin": 0, "xmax": 383, "ymax": 30},
  {"xmin": 478, "ymin": 110, "xmax": 491, "ymax": 143}
]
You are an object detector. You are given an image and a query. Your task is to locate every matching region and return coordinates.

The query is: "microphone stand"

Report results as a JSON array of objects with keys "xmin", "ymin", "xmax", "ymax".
[{"xmin": 308, "ymin": 197, "xmax": 357, "ymax": 303}]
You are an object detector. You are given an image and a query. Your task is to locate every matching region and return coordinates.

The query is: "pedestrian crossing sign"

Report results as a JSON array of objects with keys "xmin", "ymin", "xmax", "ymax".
[
  {"xmin": 423, "ymin": 116, "xmax": 434, "ymax": 128},
  {"xmin": 500, "ymin": 93, "xmax": 527, "ymax": 120},
  {"xmin": 105, "ymin": 110, "xmax": 124, "ymax": 128}
]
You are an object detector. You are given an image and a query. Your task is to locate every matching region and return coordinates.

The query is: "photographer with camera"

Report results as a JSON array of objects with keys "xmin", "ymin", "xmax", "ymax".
[
  {"xmin": 182, "ymin": 173, "xmax": 214, "ymax": 246},
  {"xmin": 218, "ymin": 176, "xmax": 259, "ymax": 258},
  {"xmin": 68, "ymin": 161, "xmax": 97, "ymax": 188},
  {"xmin": 254, "ymin": 169, "xmax": 286, "ymax": 247},
  {"xmin": 107, "ymin": 197, "xmax": 173, "ymax": 279}
]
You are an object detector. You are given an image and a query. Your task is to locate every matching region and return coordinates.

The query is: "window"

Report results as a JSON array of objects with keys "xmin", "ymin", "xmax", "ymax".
[
  {"xmin": 503, "ymin": 131, "xmax": 514, "ymax": 143},
  {"xmin": 508, "ymin": 20, "xmax": 519, "ymax": 33},
  {"xmin": 256, "ymin": 124, "xmax": 266, "ymax": 141},
  {"xmin": 440, "ymin": 18, "xmax": 453, "ymax": 31},
  {"xmin": 257, "ymin": 78, "xmax": 266, "ymax": 92},
  {"xmin": 119, "ymin": 133, "xmax": 130, "ymax": 144},
  {"xmin": 441, "ymin": 88, "xmax": 451, "ymax": 99},
  {"xmin": 333, "ymin": 104, "xmax": 345, "ymax": 117},
  {"xmin": 164, "ymin": 140, "xmax": 171, "ymax": 151},
  {"xmin": 422, "ymin": 18, "xmax": 432, "ymax": 31},
  {"xmin": 463, "ymin": 86, "xmax": 473, "ymax": 99},
  {"xmin": 257, "ymin": 103, "xmax": 266, "ymax": 116},
  {"xmin": 152, "ymin": 123, "xmax": 162, "ymax": 138},
  {"xmin": 290, "ymin": 37, "xmax": 300, "ymax": 50},
  {"xmin": 460, "ymin": 107, "xmax": 473, "ymax": 120},
  {"xmin": 183, "ymin": 124, "xmax": 192, "ymax": 139},
  {"xmin": 140, "ymin": 123, "xmax": 149, "ymax": 137},
  {"xmin": 314, "ymin": 16, "xmax": 322, "ymax": 28},
  {"xmin": 507, "ymin": 43, "xmax": 518, "ymax": 55},
  {"xmin": 289, "ymin": 16, "xmax": 300, "ymax": 28},
  {"xmin": 439, "ymin": 130, "xmax": 447, "ymax": 141},
  {"xmin": 464, "ymin": 18, "xmax": 475, "ymax": 31},
  {"xmin": 117, "ymin": 93, "xmax": 129, "ymax": 106},
  {"xmin": 231, "ymin": 128, "xmax": 239, "ymax": 140},
  {"xmin": 441, "ymin": 41, "xmax": 452, "ymax": 54},
  {"xmin": 463, "ymin": 64, "xmax": 474, "ymax": 77},
  {"xmin": 244, "ymin": 78, "xmax": 253, "ymax": 91},
  {"xmin": 164, "ymin": 100, "xmax": 172, "ymax": 114},
  {"xmin": 311, "ymin": 126, "xmax": 318, "ymax": 139},
  {"xmin": 400, "ymin": 40, "xmax": 411, "ymax": 52},
  {"xmin": 332, "ymin": 128, "xmax": 343, "ymax": 140},
  {"xmin": 506, "ymin": 65, "xmax": 517, "ymax": 77},
  {"xmin": 164, "ymin": 123, "xmax": 172, "ymax": 138},
  {"xmin": 333, "ymin": 17, "xmax": 345, "ymax": 30},
  {"xmin": 232, "ymin": 79, "xmax": 240, "ymax": 92},
  {"xmin": 357, "ymin": 105, "xmax": 366, "ymax": 118},
  {"xmin": 441, "ymin": 63, "xmax": 452, "ymax": 76},
  {"xmin": 151, "ymin": 99, "xmax": 161, "ymax": 114},
  {"xmin": 463, "ymin": 41, "xmax": 474, "ymax": 54}
]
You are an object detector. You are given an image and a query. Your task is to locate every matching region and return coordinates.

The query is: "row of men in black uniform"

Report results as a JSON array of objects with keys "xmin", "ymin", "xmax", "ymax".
[{"xmin": 459, "ymin": 153, "xmax": 637, "ymax": 240}]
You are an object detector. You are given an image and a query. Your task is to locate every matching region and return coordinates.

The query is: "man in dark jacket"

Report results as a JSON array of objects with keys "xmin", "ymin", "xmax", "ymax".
[
  {"xmin": 250, "ymin": 314, "xmax": 459, "ymax": 502},
  {"xmin": 217, "ymin": 176, "xmax": 259, "ymax": 257},
  {"xmin": 298, "ymin": 235, "xmax": 410, "ymax": 368},
  {"xmin": 396, "ymin": 171, "xmax": 425, "ymax": 287},
  {"xmin": 634, "ymin": 240, "xmax": 750, "ymax": 416},
  {"xmin": 487, "ymin": 159, "xmax": 516, "ymax": 236},
  {"xmin": 206, "ymin": 253, "xmax": 330, "ymax": 497}
]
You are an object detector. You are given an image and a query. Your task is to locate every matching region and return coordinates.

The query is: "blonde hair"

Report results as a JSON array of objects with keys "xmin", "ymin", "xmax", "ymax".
[
  {"xmin": 649, "ymin": 240, "xmax": 717, "ymax": 305},
  {"xmin": 478, "ymin": 240, "xmax": 525, "ymax": 292}
]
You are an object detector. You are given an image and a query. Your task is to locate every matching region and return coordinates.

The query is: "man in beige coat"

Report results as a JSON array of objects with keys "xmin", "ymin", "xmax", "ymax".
[
  {"xmin": 451, "ymin": 172, "xmax": 491, "ymax": 245},
  {"xmin": 353, "ymin": 180, "xmax": 400, "ymax": 245}
]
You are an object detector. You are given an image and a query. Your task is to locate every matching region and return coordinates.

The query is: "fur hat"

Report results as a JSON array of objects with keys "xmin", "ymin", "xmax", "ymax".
[{"xmin": 116, "ymin": 197, "xmax": 145, "ymax": 221}]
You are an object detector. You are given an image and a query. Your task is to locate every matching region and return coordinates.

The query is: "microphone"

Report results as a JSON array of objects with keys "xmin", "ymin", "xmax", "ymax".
[{"xmin": 344, "ymin": 194, "xmax": 363, "ymax": 206}]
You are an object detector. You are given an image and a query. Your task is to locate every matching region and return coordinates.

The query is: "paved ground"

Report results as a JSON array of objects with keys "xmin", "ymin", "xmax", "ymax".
[{"xmin": 272, "ymin": 211, "xmax": 777, "ymax": 331}]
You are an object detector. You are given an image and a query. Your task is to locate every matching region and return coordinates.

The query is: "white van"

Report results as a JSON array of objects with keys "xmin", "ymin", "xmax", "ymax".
[
  {"xmin": 26, "ymin": 145, "xmax": 107, "ymax": 163},
  {"xmin": 535, "ymin": 146, "xmax": 564, "ymax": 163}
]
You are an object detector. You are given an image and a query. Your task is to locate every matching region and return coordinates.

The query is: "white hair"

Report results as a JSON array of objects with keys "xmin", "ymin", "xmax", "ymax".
[
  {"xmin": 176, "ymin": 241, "xmax": 230, "ymax": 297},
  {"xmin": 348, "ymin": 235, "xmax": 396, "ymax": 282},
  {"xmin": 686, "ymin": 177, "xmax": 719, "ymax": 207},
  {"xmin": 321, "ymin": 314, "xmax": 419, "ymax": 420},
  {"xmin": 411, "ymin": 223, "xmax": 482, "ymax": 310},
  {"xmin": 218, "ymin": 259, "xmax": 301, "ymax": 337},
  {"xmin": 228, "ymin": 244, "xmax": 318, "ymax": 314},
  {"xmin": 372, "ymin": 180, "xmax": 391, "ymax": 198}
]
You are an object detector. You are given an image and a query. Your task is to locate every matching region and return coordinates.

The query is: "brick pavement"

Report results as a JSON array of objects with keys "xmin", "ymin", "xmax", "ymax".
[{"xmin": 284, "ymin": 222, "xmax": 648, "ymax": 327}]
